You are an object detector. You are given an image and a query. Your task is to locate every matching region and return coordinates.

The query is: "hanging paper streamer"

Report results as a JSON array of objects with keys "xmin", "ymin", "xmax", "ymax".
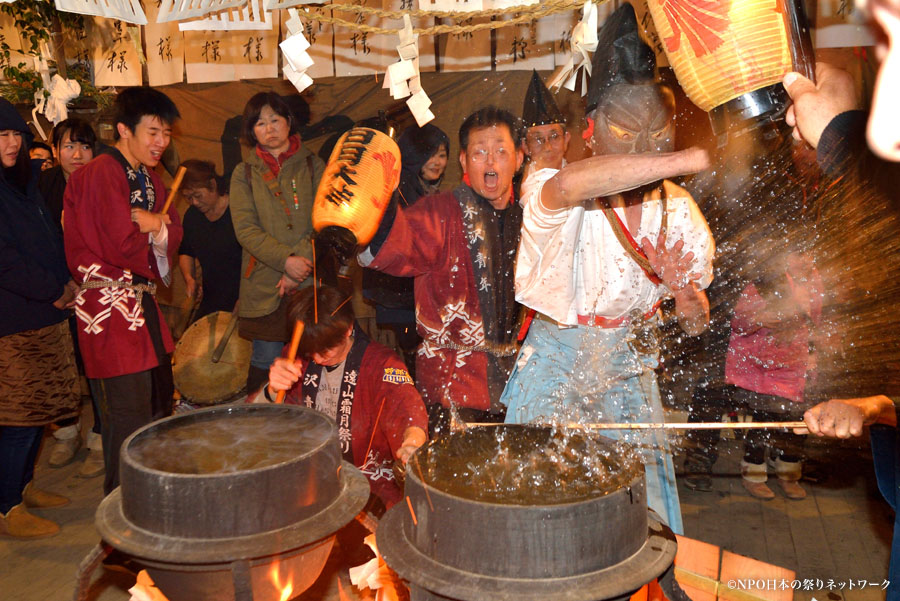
[
  {"xmin": 235, "ymin": 25, "xmax": 279, "ymax": 79},
  {"xmin": 383, "ymin": 15, "xmax": 434, "ymax": 126},
  {"xmin": 280, "ymin": 7, "xmax": 334, "ymax": 78},
  {"xmin": 184, "ymin": 29, "xmax": 237, "ymax": 83},
  {"xmin": 281, "ymin": 8, "xmax": 315, "ymax": 92},
  {"xmin": 145, "ymin": 0, "xmax": 185, "ymax": 86},
  {"xmin": 494, "ymin": 15, "xmax": 555, "ymax": 71},
  {"xmin": 91, "ymin": 18, "xmax": 142, "ymax": 87},
  {"xmin": 54, "ymin": 0, "xmax": 147, "ymax": 25},
  {"xmin": 157, "ymin": 0, "xmax": 248, "ymax": 23},
  {"xmin": 265, "ymin": 0, "xmax": 327, "ymax": 10},
  {"xmin": 333, "ymin": 0, "xmax": 395, "ymax": 77},
  {"xmin": 547, "ymin": 0, "xmax": 597, "ymax": 94},
  {"xmin": 179, "ymin": 0, "xmax": 275, "ymax": 31},
  {"xmin": 438, "ymin": 15, "xmax": 491, "ymax": 72}
]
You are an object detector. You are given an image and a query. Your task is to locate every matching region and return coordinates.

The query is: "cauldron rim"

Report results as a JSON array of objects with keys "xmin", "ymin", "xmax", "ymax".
[
  {"xmin": 407, "ymin": 424, "xmax": 642, "ymax": 508},
  {"xmin": 406, "ymin": 457, "xmax": 631, "ymax": 508},
  {"xmin": 96, "ymin": 459, "xmax": 369, "ymax": 563},
  {"xmin": 121, "ymin": 404, "xmax": 336, "ymax": 478},
  {"xmin": 376, "ymin": 504, "xmax": 677, "ymax": 601}
]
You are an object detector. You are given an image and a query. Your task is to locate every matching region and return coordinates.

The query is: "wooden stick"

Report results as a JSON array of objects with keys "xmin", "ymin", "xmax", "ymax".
[
  {"xmin": 463, "ymin": 421, "xmax": 808, "ymax": 431},
  {"xmin": 160, "ymin": 166, "xmax": 187, "ymax": 215},
  {"xmin": 275, "ymin": 320, "xmax": 305, "ymax": 404}
]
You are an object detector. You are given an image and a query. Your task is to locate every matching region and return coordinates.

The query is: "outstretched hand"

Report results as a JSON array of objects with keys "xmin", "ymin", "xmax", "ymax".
[{"xmin": 640, "ymin": 230, "xmax": 700, "ymax": 293}]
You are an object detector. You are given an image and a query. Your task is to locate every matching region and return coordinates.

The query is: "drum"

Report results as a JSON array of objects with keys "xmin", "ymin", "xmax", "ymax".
[{"xmin": 173, "ymin": 311, "xmax": 251, "ymax": 405}]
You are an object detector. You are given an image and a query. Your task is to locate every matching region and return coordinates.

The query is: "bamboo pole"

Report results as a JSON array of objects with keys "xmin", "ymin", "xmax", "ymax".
[
  {"xmin": 463, "ymin": 421, "xmax": 808, "ymax": 431},
  {"xmin": 275, "ymin": 320, "xmax": 305, "ymax": 404}
]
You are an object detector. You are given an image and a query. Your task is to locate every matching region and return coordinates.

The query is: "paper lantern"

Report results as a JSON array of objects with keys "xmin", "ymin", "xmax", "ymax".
[
  {"xmin": 646, "ymin": 0, "xmax": 814, "ymax": 139},
  {"xmin": 312, "ymin": 127, "xmax": 401, "ymax": 248}
]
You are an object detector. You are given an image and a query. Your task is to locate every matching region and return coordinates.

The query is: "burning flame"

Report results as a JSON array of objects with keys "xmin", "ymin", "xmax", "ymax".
[{"xmin": 268, "ymin": 561, "xmax": 294, "ymax": 601}]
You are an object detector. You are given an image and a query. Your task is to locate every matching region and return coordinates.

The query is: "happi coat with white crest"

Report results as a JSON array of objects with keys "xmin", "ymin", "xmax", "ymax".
[
  {"xmin": 263, "ymin": 328, "xmax": 428, "ymax": 508},
  {"xmin": 359, "ymin": 184, "xmax": 522, "ymax": 413},
  {"xmin": 63, "ymin": 152, "xmax": 182, "ymax": 379},
  {"xmin": 501, "ymin": 170, "xmax": 714, "ymax": 535}
]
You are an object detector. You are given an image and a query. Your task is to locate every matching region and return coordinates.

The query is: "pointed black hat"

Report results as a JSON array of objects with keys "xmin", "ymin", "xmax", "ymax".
[
  {"xmin": 522, "ymin": 70, "xmax": 566, "ymax": 128},
  {"xmin": 585, "ymin": 3, "xmax": 658, "ymax": 113}
]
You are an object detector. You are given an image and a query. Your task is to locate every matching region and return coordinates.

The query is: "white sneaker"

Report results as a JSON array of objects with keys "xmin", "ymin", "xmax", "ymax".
[
  {"xmin": 78, "ymin": 432, "xmax": 104, "ymax": 478},
  {"xmin": 49, "ymin": 435, "xmax": 82, "ymax": 468}
]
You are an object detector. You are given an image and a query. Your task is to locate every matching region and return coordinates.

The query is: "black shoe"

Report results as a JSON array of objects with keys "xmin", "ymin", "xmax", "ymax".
[{"xmin": 683, "ymin": 455, "xmax": 714, "ymax": 492}]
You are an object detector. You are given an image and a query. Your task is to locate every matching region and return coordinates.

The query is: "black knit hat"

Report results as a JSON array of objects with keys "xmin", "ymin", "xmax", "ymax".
[
  {"xmin": 0, "ymin": 98, "xmax": 34, "ymax": 148},
  {"xmin": 585, "ymin": 3, "xmax": 658, "ymax": 113},
  {"xmin": 522, "ymin": 70, "xmax": 566, "ymax": 128}
]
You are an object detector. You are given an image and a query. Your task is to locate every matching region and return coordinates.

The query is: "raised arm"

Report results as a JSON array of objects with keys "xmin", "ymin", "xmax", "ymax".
[{"xmin": 540, "ymin": 148, "xmax": 709, "ymax": 212}]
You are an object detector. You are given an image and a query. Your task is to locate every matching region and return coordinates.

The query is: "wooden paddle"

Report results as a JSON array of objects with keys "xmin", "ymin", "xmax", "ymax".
[{"xmin": 275, "ymin": 319, "xmax": 305, "ymax": 404}]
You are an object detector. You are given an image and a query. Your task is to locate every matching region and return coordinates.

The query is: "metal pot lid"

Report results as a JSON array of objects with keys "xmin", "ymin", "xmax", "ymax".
[
  {"xmin": 96, "ymin": 461, "xmax": 369, "ymax": 564},
  {"xmin": 376, "ymin": 505, "xmax": 677, "ymax": 601}
]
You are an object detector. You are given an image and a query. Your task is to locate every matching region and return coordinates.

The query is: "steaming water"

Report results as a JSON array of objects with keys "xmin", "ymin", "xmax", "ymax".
[
  {"xmin": 416, "ymin": 424, "xmax": 641, "ymax": 505},
  {"xmin": 128, "ymin": 412, "xmax": 332, "ymax": 474}
]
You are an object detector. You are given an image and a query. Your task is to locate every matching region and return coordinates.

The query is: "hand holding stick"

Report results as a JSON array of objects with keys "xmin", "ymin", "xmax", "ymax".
[{"xmin": 275, "ymin": 320, "xmax": 305, "ymax": 404}]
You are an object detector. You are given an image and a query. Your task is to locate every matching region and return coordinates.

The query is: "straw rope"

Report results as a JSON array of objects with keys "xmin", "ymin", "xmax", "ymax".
[{"xmin": 296, "ymin": 0, "xmax": 606, "ymax": 36}]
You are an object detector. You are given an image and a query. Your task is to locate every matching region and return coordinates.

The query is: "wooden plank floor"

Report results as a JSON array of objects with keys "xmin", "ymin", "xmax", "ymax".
[{"xmin": 2, "ymin": 400, "xmax": 894, "ymax": 601}]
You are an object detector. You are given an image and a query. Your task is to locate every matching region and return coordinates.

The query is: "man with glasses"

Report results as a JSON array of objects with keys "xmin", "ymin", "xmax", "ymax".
[
  {"xmin": 500, "ymin": 3, "xmax": 712, "ymax": 535},
  {"xmin": 359, "ymin": 107, "xmax": 524, "ymax": 433},
  {"xmin": 521, "ymin": 70, "xmax": 570, "ymax": 180}
]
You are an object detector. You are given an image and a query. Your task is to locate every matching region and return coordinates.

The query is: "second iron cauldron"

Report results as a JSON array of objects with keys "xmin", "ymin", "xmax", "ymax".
[{"xmin": 377, "ymin": 424, "xmax": 677, "ymax": 601}]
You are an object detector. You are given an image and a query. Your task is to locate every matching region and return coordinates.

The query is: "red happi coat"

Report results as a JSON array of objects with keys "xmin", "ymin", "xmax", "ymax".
[
  {"xmin": 282, "ymin": 336, "xmax": 428, "ymax": 508},
  {"xmin": 361, "ymin": 187, "xmax": 522, "ymax": 412},
  {"xmin": 63, "ymin": 154, "xmax": 183, "ymax": 379}
]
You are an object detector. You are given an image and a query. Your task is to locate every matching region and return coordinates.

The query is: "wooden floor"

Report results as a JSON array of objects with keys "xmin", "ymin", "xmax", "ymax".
[{"xmin": 2, "ymin": 400, "xmax": 894, "ymax": 601}]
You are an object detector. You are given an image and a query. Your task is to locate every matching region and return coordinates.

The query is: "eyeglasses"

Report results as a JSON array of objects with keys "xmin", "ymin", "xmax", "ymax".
[
  {"xmin": 468, "ymin": 147, "xmax": 511, "ymax": 164},
  {"xmin": 526, "ymin": 131, "xmax": 563, "ymax": 146}
]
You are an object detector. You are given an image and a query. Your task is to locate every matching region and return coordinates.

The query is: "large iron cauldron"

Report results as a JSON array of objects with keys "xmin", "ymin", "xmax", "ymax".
[
  {"xmin": 377, "ymin": 425, "xmax": 677, "ymax": 601},
  {"xmin": 96, "ymin": 404, "xmax": 369, "ymax": 601}
]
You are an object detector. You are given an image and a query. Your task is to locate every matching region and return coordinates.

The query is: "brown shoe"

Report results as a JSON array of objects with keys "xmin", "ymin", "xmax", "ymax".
[
  {"xmin": 0, "ymin": 504, "xmax": 60, "ymax": 538},
  {"xmin": 741, "ymin": 478, "xmax": 776, "ymax": 500},
  {"xmin": 777, "ymin": 478, "xmax": 807, "ymax": 500},
  {"xmin": 78, "ymin": 448, "xmax": 105, "ymax": 478},
  {"xmin": 22, "ymin": 482, "xmax": 70, "ymax": 508}
]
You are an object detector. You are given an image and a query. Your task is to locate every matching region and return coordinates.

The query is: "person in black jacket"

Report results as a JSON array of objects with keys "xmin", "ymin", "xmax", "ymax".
[{"xmin": 0, "ymin": 99, "xmax": 80, "ymax": 539}]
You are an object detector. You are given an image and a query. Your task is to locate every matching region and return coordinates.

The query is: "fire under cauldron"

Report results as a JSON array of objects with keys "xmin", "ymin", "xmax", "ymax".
[
  {"xmin": 377, "ymin": 424, "xmax": 677, "ymax": 601},
  {"xmin": 95, "ymin": 404, "xmax": 369, "ymax": 601}
]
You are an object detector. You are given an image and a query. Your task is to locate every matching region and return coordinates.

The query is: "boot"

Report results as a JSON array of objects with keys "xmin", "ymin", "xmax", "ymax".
[
  {"xmin": 78, "ymin": 431, "xmax": 105, "ymax": 478},
  {"xmin": 246, "ymin": 365, "xmax": 270, "ymax": 397},
  {"xmin": 49, "ymin": 423, "xmax": 82, "ymax": 468},
  {"xmin": 0, "ymin": 504, "xmax": 59, "ymax": 538},
  {"xmin": 22, "ymin": 482, "xmax": 70, "ymax": 508},
  {"xmin": 741, "ymin": 460, "xmax": 775, "ymax": 500},
  {"xmin": 774, "ymin": 457, "xmax": 806, "ymax": 500}
]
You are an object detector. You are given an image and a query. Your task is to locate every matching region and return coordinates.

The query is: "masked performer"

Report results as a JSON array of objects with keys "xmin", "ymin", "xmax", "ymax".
[{"xmin": 500, "ymin": 3, "xmax": 714, "ymax": 535}]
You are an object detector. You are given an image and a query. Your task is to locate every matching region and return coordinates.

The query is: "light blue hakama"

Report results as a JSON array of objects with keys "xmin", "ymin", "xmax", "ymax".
[{"xmin": 500, "ymin": 315, "xmax": 683, "ymax": 535}]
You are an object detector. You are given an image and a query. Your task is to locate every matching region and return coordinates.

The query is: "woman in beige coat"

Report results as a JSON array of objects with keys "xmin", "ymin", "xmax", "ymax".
[{"xmin": 230, "ymin": 93, "xmax": 324, "ymax": 393}]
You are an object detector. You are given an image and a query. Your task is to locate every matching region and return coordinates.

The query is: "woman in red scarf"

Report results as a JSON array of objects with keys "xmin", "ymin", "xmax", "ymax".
[{"xmin": 230, "ymin": 93, "xmax": 325, "ymax": 394}]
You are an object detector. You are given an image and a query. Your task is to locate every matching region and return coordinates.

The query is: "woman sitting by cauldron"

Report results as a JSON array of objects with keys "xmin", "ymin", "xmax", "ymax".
[{"xmin": 256, "ymin": 285, "xmax": 428, "ymax": 511}]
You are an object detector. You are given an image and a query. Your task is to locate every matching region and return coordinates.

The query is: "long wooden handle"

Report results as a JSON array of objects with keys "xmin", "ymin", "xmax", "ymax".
[
  {"xmin": 211, "ymin": 301, "xmax": 240, "ymax": 364},
  {"xmin": 161, "ymin": 166, "xmax": 187, "ymax": 215},
  {"xmin": 463, "ymin": 421, "xmax": 808, "ymax": 431},
  {"xmin": 275, "ymin": 320, "xmax": 305, "ymax": 404}
]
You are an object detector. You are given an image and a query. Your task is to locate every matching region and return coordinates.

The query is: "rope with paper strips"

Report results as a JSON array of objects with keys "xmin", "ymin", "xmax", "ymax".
[{"xmin": 295, "ymin": 0, "xmax": 607, "ymax": 36}]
